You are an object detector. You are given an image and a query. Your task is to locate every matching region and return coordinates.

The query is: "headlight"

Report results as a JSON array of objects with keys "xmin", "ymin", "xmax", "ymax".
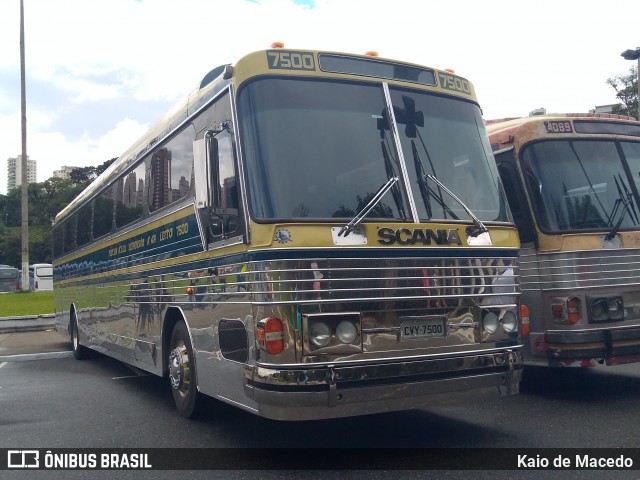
[
  {"xmin": 483, "ymin": 312, "xmax": 499, "ymax": 334},
  {"xmin": 607, "ymin": 297, "xmax": 623, "ymax": 316},
  {"xmin": 336, "ymin": 320, "xmax": 357, "ymax": 344},
  {"xmin": 482, "ymin": 312, "xmax": 500, "ymax": 333},
  {"xmin": 501, "ymin": 310, "xmax": 517, "ymax": 333},
  {"xmin": 309, "ymin": 321, "xmax": 332, "ymax": 347}
]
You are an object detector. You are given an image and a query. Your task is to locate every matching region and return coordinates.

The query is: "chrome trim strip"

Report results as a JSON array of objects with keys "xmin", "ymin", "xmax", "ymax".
[
  {"xmin": 255, "ymin": 345, "xmax": 522, "ymax": 369},
  {"xmin": 228, "ymin": 84, "xmax": 252, "ymax": 245},
  {"xmin": 382, "ymin": 82, "xmax": 419, "ymax": 222},
  {"xmin": 520, "ymin": 248, "xmax": 640, "ymax": 291}
]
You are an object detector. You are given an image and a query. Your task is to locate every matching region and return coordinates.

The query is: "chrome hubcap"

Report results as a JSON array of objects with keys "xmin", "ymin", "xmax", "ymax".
[{"xmin": 168, "ymin": 341, "xmax": 191, "ymax": 397}]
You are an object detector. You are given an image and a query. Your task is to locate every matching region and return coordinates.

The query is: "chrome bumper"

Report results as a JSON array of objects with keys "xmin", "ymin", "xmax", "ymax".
[
  {"xmin": 533, "ymin": 326, "xmax": 640, "ymax": 366},
  {"xmin": 243, "ymin": 349, "xmax": 522, "ymax": 420}
]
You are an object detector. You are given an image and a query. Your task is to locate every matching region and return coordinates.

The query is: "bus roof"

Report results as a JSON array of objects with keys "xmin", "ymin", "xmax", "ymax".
[
  {"xmin": 55, "ymin": 47, "xmax": 479, "ymax": 225},
  {"xmin": 486, "ymin": 112, "xmax": 640, "ymax": 151},
  {"xmin": 486, "ymin": 112, "xmax": 637, "ymax": 135}
]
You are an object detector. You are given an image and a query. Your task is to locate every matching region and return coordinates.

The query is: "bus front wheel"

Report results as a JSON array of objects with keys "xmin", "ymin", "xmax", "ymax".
[
  {"xmin": 168, "ymin": 321, "xmax": 202, "ymax": 418},
  {"xmin": 71, "ymin": 313, "xmax": 89, "ymax": 360}
]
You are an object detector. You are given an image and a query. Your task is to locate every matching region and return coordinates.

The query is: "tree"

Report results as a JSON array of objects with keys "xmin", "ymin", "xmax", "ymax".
[
  {"xmin": 0, "ymin": 157, "xmax": 119, "ymax": 265},
  {"xmin": 606, "ymin": 65, "xmax": 638, "ymax": 119},
  {"xmin": 69, "ymin": 165, "xmax": 97, "ymax": 185}
]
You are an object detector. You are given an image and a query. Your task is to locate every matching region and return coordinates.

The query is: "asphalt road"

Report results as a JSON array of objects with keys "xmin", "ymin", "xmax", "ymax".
[{"xmin": 1, "ymin": 342, "xmax": 640, "ymax": 479}]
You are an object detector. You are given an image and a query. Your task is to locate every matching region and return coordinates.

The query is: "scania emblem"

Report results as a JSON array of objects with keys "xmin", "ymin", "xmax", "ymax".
[{"xmin": 377, "ymin": 227, "xmax": 462, "ymax": 246}]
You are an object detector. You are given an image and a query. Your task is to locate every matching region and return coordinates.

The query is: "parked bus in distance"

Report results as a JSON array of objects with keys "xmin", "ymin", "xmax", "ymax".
[
  {"xmin": 487, "ymin": 113, "xmax": 640, "ymax": 367},
  {"xmin": 0, "ymin": 265, "xmax": 19, "ymax": 293},
  {"xmin": 53, "ymin": 45, "xmax": 522, "ymax": 420},
  {"xmin": 29, "ymin": 263, "xmax": 53, "ymax": 291}
]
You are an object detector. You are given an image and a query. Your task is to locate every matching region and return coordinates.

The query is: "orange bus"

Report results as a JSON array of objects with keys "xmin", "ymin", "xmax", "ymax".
[{"xmin": 488, "ymin": 113, "xmax": 640, "ymax": 367}]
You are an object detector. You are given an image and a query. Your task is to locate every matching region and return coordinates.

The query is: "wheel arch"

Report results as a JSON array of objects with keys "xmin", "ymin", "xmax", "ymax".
[{"xmin": 161, "ymin": 306, "xmax": 196, "ymax": 378}]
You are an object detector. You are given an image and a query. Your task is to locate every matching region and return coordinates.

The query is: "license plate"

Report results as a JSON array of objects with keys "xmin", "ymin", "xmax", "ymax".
[{"xmin": 400, "ymin": 316, "xmax": 447, "ymax": 340}]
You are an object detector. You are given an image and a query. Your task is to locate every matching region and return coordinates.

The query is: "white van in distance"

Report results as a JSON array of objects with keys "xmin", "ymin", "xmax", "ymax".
[{"xmin": 29, "ymin": 263, "xmax": 53, "ymax": 291}]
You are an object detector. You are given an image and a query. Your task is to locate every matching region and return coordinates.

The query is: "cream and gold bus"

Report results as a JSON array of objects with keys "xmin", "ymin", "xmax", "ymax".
[
  {"xmin": 53, "ymin": 46, "xmax": 522, "ymax": 419},
  {"xmin": 488, "ymin": 113, "xmax": 640, "ymax": 367}
]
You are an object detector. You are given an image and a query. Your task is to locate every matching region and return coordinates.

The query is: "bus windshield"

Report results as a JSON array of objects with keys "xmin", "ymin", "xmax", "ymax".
[
  {"xmin": 238, "ymin": 78, "xmax": 507, "ymax": 223},
  {"xmin": 522, "ymin": 139, "xmax": 640, "ymax": 234}
]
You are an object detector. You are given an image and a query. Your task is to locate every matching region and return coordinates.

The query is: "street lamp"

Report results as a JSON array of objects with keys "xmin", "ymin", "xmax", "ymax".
[{"xmin": 621, "ymin": 47, "xmax": 640, "ymax": 120}]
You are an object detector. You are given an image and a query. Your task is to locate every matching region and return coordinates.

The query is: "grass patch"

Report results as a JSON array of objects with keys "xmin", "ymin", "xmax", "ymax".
[{"xmin": 0, "ymin": 290, "xmax": 54, "ymax": 316}]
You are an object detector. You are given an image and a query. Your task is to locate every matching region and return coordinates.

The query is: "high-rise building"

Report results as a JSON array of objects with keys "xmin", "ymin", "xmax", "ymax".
[
  {"xmin": 52, "ymin": 165, "xmax": 79, "ymax": 181},
  {"xmin": 150, "ymin": 147, "xmax": 171, "ymax": 210},
  {"xmin": 7, "ymin": 155, "xmax": 37, "ymax": 191}
]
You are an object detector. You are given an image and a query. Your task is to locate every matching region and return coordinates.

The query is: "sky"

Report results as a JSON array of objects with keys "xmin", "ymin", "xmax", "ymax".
[{"xmin": 0, "ymin": 0, "xmax": 638, "ymax": 195}]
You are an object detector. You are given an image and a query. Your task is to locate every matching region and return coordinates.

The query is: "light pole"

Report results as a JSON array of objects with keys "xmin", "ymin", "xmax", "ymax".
[
  {"xmin": 621, "ymin": 47, "xmax": 640, "ymax": 120},
  {"xmin": 20, "ymin": 0, "xmax": 29, "ymax": 290}
]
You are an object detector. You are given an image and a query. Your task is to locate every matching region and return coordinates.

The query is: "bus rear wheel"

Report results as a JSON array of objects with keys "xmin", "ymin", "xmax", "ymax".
[{"xmin": 168, "ymin": 321, "xmax": 202, "ymax": 418}]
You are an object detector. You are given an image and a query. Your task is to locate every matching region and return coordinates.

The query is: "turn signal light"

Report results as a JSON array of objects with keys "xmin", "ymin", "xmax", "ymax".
[
  {"xmin": 186, "ymin": 287, "xmax": 194, "ymax": 295},
  {"xmin": 567, "ymin": 297, "xmax": 581, "ymax": 324},
  {"xmin": 551, "ymin": 296, "xmax": 581, "ymax": 325},
  {"xmin": 520, "ymin": 304, "xmax": 530, "ymax": 336},
  {"xmin": 257, "ymin": 317, "xmax": 284, "ymax": 355}
]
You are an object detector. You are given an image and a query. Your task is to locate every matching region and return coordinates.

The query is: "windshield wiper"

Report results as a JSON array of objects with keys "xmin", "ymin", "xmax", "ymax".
[
  {"xmin": 338, "ymin": 177, "xmax": 399, "ymax": 237},
  {"xmin": 381, "ymin": 142, "xmax": 407, "ymax": 219},
  {"xmin": 425, "ymin": 174, "xmax": 488, "ymax": 237},
  {"xmin": 411, "ymin": 140, "xmax": 432, "ymax": 218},
  {"xmin": 605, "ymin": 174, "xmax": 639, "ymax": 240}
]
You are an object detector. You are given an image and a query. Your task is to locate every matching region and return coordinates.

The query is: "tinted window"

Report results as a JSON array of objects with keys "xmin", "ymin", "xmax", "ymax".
[
  {"xmin": 76, "ymin": 203, "xmax": 93, "ymax": 247},
  {"xmin": 239, "ymin": 79, "xmax": 408, "ymax": 220},
  {"xmin": 149, "ymin": 126, "xmax": 195, "ymax": 212},
  {"xmin": 115, "ymin": 162, "xmax": 146, "ymax": 228},
  {"xmin": 522, "ymin": 140, "xmax": 639, "ymax": 233},
  {"xmin": 94, "ymin": 188, "xmax": 115, "ymax": 239}
]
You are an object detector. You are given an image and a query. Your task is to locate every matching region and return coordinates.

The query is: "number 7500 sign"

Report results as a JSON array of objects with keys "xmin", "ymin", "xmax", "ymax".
[{"xmin": 267, "ymin": 51, "xmax": 315, "ymax": 71}]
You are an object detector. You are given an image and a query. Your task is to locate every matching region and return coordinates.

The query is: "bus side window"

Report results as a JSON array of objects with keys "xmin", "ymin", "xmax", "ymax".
[
  {"xmin": 496, "ymin": 154, "xmax": 536, "ymax": 246},
  {"xmin": 209, "ymin": 129, "xmax": 240, "ymax": 239},
  {"xmin": 94, "ymin": 188, "xmax": 115, "ymax": 239}
]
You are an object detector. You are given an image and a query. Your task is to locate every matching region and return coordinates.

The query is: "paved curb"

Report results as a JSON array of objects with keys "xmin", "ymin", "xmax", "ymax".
[
  {"xmin": 0, "ymin": 314, "xmax": 55, "ymax": 333},
  {"xmin": 0, "ymin": 351, "xmax": 73, "ymax": 362}
]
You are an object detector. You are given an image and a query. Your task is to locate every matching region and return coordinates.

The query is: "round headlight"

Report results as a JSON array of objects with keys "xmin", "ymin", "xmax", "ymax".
[
  {"xmin": 591, "ymin": 300, "xmax": 606, "ymax": 319},
  {"xmin": 501, "ymin": 310, "xmax": 517, "ymax": 333},
  {"xmin": 336, "ymin": 320, "xmax": 358, "ymax": 344},
  {"xmin": 309, "ymin": 321, "xmax": 332, "ymax": 347},
  {"xmin": 483, "ymin": 312, "xmax": 499, "ymax": 334},
  {"xmin": 607, "ymin": 297, "xmax": 622, "ymax": 315}
]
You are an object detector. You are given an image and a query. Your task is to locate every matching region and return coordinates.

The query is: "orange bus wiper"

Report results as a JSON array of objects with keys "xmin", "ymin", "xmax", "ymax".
[{"xmin": 605, "ymin": 174, "xmax": 639, "ymax": 240}]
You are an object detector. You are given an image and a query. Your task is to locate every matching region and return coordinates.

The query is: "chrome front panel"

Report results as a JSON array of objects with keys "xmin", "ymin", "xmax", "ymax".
[
  {"xmin": 520, "ymin": 248, "xmax": 640, "ymax": 292},
  {"xmin": 519, "ymin": 247, "xmax": 640, "ymax": 365},
  {"xmin": 248, "ymin": 252, "xmax": 520, "ymax": 363}
]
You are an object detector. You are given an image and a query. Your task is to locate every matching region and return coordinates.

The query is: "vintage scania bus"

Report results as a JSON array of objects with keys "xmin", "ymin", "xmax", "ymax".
[
  {"xmin": 53, "ymin": 46, "xmax": 522, "ymax": 420},
  {"xmin": 488, "ymin": 113, "xmax": 640, "ymax": 367}
]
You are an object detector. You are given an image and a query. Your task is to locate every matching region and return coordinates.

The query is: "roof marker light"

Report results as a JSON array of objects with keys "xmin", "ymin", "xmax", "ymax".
[
  {"xmin": 365, "ymin": 51, "xmax": 378, "ymax": 57},
  {"xmin": 271, "ymin": 42, "xmax": 285, "ymax": 48}
]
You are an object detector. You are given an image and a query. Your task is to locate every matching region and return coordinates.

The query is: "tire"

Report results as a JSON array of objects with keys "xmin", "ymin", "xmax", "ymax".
[
  {"xmin": 71, "ymin": 313, "xmax": 89, "ymax": 360},
  {"xmin": 168, "ymin": 321, "xmax": 202, "ymax": 418}
]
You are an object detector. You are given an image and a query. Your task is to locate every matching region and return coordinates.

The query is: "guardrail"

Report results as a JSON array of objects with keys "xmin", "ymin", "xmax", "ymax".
[{"xmin": 0, "ymin": 314, "xmax": 55, "ymax": 333}]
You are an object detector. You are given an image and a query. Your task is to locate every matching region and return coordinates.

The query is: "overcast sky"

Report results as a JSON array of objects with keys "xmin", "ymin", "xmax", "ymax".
[{"xmin": 0, "ymin": 0, "xmax": 638, "ymax": 194}]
